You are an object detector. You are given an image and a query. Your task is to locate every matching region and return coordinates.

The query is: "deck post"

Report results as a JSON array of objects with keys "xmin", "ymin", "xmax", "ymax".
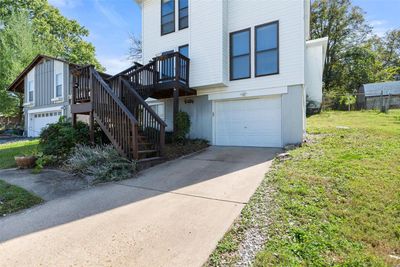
[
  {"xmin": 89, "ymin": 111, "xmax": 94, "ymax": 144},
  {"xmin": 173, "ymin": 87, "xmax": 179, "ymax": 132}
]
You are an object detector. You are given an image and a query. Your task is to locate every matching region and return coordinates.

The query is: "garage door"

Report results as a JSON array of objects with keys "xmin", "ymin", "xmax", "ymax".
[
  {"xmin": 215, "ymin": 96, "xmax": 282, "ymax": 147},
  {"xmin": 28, "ymin": 110, "xmax": 62, "ymax": 137}
]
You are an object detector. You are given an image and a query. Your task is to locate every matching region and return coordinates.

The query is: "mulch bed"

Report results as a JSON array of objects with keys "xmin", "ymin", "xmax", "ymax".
[{"xmin": 163, "ymin": 140, "xmax": 209, "ymax": 161}]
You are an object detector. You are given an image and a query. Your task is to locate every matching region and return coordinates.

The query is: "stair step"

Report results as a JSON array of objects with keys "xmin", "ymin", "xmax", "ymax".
[
  {"xmin": 137, "ymin": 157, "xmax": 165, "ymax": 171},
  {"xmin": 138, "ymin": 150, "xmax": 158, "ymax": 154}
]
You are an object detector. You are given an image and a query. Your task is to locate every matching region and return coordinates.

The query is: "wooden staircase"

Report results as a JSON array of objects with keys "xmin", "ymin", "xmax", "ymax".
[{"xmin": 71, "ymin": 52, "xmax": 192, "ymax": 161}]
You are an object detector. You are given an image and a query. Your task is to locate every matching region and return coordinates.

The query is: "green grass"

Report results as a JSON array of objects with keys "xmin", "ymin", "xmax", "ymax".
[
  {"xmin": 207, "ymin": 110, "xmax": 400, "ymax": 266},
  {"xmin": 0, "ymin": 180, "xmax": 43, "ymax": 216},
  {"xmin": 0, "ymin": 140, "xmax": 39, "ymax": 169}
]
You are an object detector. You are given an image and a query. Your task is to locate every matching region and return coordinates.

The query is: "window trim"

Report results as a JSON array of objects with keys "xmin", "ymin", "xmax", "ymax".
[
  {"xmin": 254, "ymin": 20, "xmax": 280, "ymax": 77},
  {"xmin": 161, "ymin": 0, "xmax": 175, "ymax": 36},
  {"xmin": 178, "ymin": 0, "xmax": 188, "ymax": 30},
  {"xmin": 28, "ymin": 80, "xmax": 34, "ymax": 103},
  {"xmin": 230, "ymin": 28, "xmax": 251, "ymax": 81},
  {"xmin": 178, "ymin": 44, "xmax": 189, "ymax": 57},
  {"xmin": 55, "ymin": 72, "xmax": 63, "ymax": 98}
]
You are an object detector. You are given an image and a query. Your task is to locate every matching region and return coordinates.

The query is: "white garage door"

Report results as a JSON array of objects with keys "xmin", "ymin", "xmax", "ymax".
[
  {"xmin": 29, "ymin": 110, "xmax": 62, "ymax": 137},
  {"xmin": 215, "ymin": 96, "xmax": 282, "ymax": 147}
]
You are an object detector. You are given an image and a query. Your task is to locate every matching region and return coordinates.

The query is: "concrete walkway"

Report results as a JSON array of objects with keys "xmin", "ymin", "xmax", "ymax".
[
  {"xmin": 0, "ymin": 169, "xmax": 89, "ymax": 201},
  {"xmin": 0, "ymin": 147, "xmax": 280, "ymax": 267}
]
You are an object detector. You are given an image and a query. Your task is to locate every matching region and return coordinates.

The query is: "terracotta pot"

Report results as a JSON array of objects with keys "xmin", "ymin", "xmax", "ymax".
[{"xmin": 14, "ymin": 156, "xmax": 36, "ymax": 169}]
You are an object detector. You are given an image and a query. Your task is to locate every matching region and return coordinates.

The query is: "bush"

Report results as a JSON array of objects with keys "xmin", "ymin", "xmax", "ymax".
[
  {"xmin": 39, "ymin": 116, "xmax": 90, "ymax": 159},
  {"xmin": 64, "ymin": 145, "xmax": 136, "ymax": 184},
  {"xmin": 174, "ymin": 111, "xmax": 191, "ymax": 142}
]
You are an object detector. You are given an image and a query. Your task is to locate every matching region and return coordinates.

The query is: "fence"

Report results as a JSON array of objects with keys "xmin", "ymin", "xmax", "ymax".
[{"xmin": 320, "ymin": 89, "xmax": 400, "ymax": 112}]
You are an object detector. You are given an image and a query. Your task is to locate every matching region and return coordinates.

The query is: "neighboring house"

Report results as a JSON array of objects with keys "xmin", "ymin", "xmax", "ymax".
[
  {"xmin": 8, "ymin": 55, "xmax": 77, "ymax": 137},
  {"xmin": 357, "ymin": 81, "xmax": 400, "ymax": 110}
]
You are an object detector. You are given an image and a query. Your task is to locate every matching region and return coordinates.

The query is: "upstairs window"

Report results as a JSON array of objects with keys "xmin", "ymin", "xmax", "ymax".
[
  {"xmin": 161, "ymin": 0, "xmax": 175, "ymax": 35},
  {"xmin": 255, "ymin": 21, "xmax": 279, "ymax": 76},
  {"xmin": 56, "ymin": 73, "xmax": 63, "ymax": 97},
  {"xmin": 230, "ymin": 28, "xmax": 251, "ymax": 80},
  {"xmin": 28, "ymin": 80, "xmax": 34, "ymax": 102},
  {"xmin": 179, "ymin": 44, "xmax": 189, "ymax": 57},
  {"xmin": 179, "ymin": 0, "xmax": 188, "ymax": 30}
]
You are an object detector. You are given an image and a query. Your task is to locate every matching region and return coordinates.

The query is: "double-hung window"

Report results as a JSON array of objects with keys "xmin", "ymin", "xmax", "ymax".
[
  {"xmin": 55, "ymin": 73, "xmax": 63, "ymax": 98},
  {"xmin": 179, "ymin": 0, "xmax": 188, "ymax": 30},
  {"xmin": 28, "ymin": 80, "xmax": 34, "ymax": 102},
  {"xmin": 161, "ymin": 0, "xmax": 175, "ymax": 35},
  {"xmin": 255, "ymin": 21, "xmax": 279, "ymax": 76},
  {"xmin": 230, "ymin": 28, "xmax": 251, "ymax": 80}
]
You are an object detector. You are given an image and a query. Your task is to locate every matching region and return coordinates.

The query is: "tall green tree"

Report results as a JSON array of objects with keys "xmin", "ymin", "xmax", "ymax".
[
  {"xmin": 311, "ymin": 0, "xmax": 372, "ymax": 92},
  {"xmin": 0, "ymin": 0, "xmax": 103, "ymax": 70},
  {"xmin": 0, "ymin": 12, "xmax": 45, "ymax": 120}
]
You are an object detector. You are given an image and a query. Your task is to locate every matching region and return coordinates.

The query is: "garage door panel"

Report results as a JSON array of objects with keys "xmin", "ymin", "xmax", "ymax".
[
  {"xmin": 29, "ymin": 110, "xmax": 62, "ymax": 137},
  {"xmin": 215, "ymin": 97, "xmax": 282, "ymax": 147}
]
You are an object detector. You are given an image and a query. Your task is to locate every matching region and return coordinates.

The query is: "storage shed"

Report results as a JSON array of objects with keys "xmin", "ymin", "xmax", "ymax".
[{"xmin": 357, "ymin": 81, "xmax": 400, "ymax": 110}]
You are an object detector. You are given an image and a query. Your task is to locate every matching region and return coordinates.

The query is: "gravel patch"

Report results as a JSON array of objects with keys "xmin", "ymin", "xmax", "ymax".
[{"xmin": 235, "ymin": 185, "xmax": 275, "ymax": 266}]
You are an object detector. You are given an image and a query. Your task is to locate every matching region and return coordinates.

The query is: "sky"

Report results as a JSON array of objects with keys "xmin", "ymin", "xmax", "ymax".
[{"xmin": 48, "ymin": 0, "xmax": 400, "ymax": 75}]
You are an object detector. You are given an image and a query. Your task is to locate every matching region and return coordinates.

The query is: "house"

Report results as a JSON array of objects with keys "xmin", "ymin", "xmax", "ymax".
[
  {"xmin": 134, "ymin": 0, "xmax": 327, "ymax": 147},
  {"xmin": 9, "ymin": 0, "xmax": 327, "ymax": 161},
  {"xmin": 7, "ymin": 55, "xmax": 77, "ymax": 137},
  {"xmin": 357, "ymin": 81, "xmax": 400, "ymax": 110}
]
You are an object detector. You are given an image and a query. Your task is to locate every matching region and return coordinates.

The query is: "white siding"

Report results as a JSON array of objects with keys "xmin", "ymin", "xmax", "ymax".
[{"xmin": 141, "ymin": 0, "xmax": 306, "ymax": 95}]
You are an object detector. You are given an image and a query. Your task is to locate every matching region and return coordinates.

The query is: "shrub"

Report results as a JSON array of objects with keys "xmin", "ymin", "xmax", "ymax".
[
  {"xmin": 64, "ymin": 145, "xmax": 136, "ymax": 184},
  {"xmin": 174, "ymin": 111, "xmax": 191, "ymax": 142},
  {"xmin": 39, "ymin": 116, "xmax": 90, "ymax": 159}
]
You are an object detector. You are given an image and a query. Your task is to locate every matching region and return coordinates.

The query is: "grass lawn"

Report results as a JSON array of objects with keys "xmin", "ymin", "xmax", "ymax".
[
  {"xmin": 207, "ymin": 110, "xmax": 400, "ymax": 266},
  {"xmin": 0, "ymin": 140, "xmax": 39, "ymax": 169},
  {"xmin": 0, "ymin": 180, "xmax": 43, "ymax": 216}
]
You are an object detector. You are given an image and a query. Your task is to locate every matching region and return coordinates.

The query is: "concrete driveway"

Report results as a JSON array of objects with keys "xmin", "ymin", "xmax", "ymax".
[{"xmin": 0, "ymin": 146, "xmax": 280, "ymax": 267}]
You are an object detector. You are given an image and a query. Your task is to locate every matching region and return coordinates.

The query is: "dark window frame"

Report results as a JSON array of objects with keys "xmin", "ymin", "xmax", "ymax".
[
  {"xmin": 178, "ymin": 44, "xmax": 189, "ymax": 57},
  {"xmin": 178, "ymin": 0, "xmax": 188, "ymax": 30},
  {"xmin": 254, "ymin": 20, "xmax": 279, "ymax": 77},
  {"xmin": 161, "ymin": 0, "xmax": 175, "ymax": 36},
  {"xmin": 230, "ymin": 28, "xmax": 251, "ymax": 81}
]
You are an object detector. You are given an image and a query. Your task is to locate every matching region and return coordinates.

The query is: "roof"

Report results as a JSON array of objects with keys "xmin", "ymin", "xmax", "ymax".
[
  {"xmin": 7, "ymin": 54, "xmax": 80, "ymax": 93},
  {"xmin": 362, "ymin": 81, "xmax": 400, "ymax": 97}
]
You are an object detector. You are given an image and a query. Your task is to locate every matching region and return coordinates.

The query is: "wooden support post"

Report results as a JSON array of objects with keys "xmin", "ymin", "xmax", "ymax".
[
  {"xmin": 173, "ymin": 87, "xmax": 179, "ymax": 133},
  {"xmin": 72, "ymin": 113, "xmax": 77, "ymax": 128},
  {"xmin": 89, "ymin": 111, "xmax": 94, "ymax": 144}
]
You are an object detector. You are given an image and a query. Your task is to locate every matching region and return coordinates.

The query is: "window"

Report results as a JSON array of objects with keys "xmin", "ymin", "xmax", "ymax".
[
  {"xmin": 56, "ymin": 73, "xmax": 62, "ymax": 98},
  {"xmin": 255, "ymin": 21, "xmax": 279, "ymax": 76},
  {"xmin": 230, "ymin": 28, "xmax": 251, "ymax": 80},
  {"xmin": 179, "ymin": 44, "xmax": 189, "ymax": 57},
  {"xmin": 28, "ymin": 80, "xmax": 34, "ymax": 102},
  {"xmin": 161, "ymin": 0, "xmax": 175, "ymax": 35},
  {"xmin": 179, "ymin": 0, "xmax": 188, "ymax": 30}
]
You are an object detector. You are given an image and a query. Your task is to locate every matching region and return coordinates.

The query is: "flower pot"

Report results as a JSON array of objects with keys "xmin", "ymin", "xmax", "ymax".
[{"xmin": 14, "ymin": 156, "xmax": 36, "ymax": 169}]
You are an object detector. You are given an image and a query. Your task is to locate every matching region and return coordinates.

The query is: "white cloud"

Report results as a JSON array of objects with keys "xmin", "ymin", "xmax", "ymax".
[
  {"xmin": 99, "ymin": 56, "xmax": 132, "ymax": 75},
  {"xmin": 93, "ymin": 0, "xmax": 130, "ymax": 28},
  {"xmin": 370, "ymin": 19, "xmax": 392, "ymax": 37}
]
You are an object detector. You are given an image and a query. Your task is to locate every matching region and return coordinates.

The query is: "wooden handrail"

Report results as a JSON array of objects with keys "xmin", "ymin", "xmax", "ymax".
[
  {"xmin": 91, "ymin": 69, "xmax": 138, "ymax": 124},
  {"xmin": 120, "ymin": 78, "xmax": 167, "ymax": 127}
]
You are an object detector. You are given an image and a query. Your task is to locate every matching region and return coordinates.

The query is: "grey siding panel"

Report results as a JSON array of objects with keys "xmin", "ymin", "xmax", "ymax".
[
  {"xmin": 282, "ymin": 85, "xmax": 304, "ymax": 145},
  {"xmin": 164, "ymin": 95, "xmax": 212, "ymax": 141},
  {"xmin": 34, "ymin": 60, "xmax": 54, "ymax": 107}
]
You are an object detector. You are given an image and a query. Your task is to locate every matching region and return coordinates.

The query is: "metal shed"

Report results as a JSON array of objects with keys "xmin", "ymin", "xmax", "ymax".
[{"xmin": 357, "ymin": 81, "xmax": 400, "ymax": 109}]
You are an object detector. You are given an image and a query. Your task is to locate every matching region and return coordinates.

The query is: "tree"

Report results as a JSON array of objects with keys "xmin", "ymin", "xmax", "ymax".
[
  {"xmin": 128, "ymin": 33, "xmax": 142, "ymax": 63},
  {"xmin": 311, "ymin": 0, "xmax": 372, "ymax": 91},
  {"xmin": 0, "ymin": 12, "xmax": 45, "ymax": 120},
  {"xmin": 0, "ymin": 0, "xmax": 104, "ymax": 71}
]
